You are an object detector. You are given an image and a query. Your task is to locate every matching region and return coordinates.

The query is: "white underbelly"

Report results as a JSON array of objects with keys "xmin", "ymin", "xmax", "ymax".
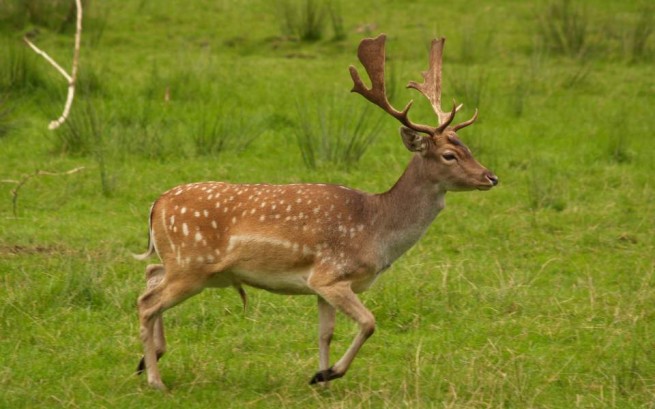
[{"xmin": 233, "ymin": 268, "xmax": 314, "ymax": 295}]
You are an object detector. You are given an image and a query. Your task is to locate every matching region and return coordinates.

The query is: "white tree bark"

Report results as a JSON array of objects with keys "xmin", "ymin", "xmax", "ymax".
[{"xmin": 24, "ymin": 0, "xmax": 83, "ymax": 130}]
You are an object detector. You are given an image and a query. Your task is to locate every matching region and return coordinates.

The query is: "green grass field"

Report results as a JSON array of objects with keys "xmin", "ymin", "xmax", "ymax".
[{"xmin": 1, "ymin": 0, "xmax": 654, "ymax": 407}]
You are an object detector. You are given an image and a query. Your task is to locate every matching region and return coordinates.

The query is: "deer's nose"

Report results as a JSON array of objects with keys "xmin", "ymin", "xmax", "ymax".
[{"xmin": 485, "ymin": 172, "xmax": 499, "ymax": 186}]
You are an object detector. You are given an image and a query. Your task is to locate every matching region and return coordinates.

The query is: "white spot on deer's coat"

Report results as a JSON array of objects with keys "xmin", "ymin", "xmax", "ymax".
[
  {"xmin": 211, "ymin": 220, "xmax": 218, "ymax": 229},
  {"xmin": 181, "ymin": 207, "xmax": 187, "ymax": 214},
  {"xmin": 182, "ymin": 223, "xmax": 189, "ymax": 236},
  {"xmin": 194, "ymin": 211, "xmax": 200, "ymax": 218},
  {"xmin": 195, "ymin": 232, "xmax": 203, "ymax": 242},
  {"xmin": 259, "ymin": 215, "xmax": 266, "ymax": 222},
  {"xmin": 203, "ymin": 210, "xmax": 209, "ymax": 217},
  {"xmin": 170, "ymin": 215, "xmax": 175, "ymax": 226}
]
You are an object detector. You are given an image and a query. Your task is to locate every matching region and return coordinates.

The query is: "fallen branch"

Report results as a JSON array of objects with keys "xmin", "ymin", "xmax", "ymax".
[
  {"xmin": 1, "ymin": 167, "xmax": 85, "ymax": 216},
  {"xmin": 23, "ymin": 0, "xmax": 83, "ymax": 130}
]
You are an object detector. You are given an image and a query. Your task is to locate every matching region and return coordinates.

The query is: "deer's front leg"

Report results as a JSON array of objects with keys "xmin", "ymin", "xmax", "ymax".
[
  {"xmin": 317, "ymin": 296, "xmax": 336, "ymax": 376},
  {"xmin": 309, "ymin": 278, "xmax": 375, "ymax": 384}
]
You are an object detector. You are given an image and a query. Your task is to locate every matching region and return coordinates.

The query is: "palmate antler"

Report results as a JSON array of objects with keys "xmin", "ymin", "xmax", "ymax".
[{"xmin": 349, "ymin": 34, "xmax": 478, "ymax": 136}]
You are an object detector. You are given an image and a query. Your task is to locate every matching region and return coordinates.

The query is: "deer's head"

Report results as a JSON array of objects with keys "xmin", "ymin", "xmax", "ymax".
[{"xmin": 349, "ymin": 34, "xmax": 498, "ymax": 192}]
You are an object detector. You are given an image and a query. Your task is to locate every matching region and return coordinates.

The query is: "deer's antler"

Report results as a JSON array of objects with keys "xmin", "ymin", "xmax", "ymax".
[
  {"xmin": 350, "ymin": 34, "xmax": 478, "ymax": 136},
  {"xmin": 349, "ymin": 34, "xmax": 437, "ymax": 136},
  {"xmin": 407, "ymin": 37, "xmax": 478, "ymax": 133}
]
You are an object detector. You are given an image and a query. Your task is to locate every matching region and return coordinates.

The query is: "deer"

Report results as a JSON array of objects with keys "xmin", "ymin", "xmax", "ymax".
[{"xmin": 134, "ymin": 34, "xmax": 498, "ymax": 391}]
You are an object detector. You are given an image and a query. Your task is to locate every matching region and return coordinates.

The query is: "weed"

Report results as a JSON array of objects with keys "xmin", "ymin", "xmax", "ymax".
[
  {"xmin": 538, "ymin": 0, "xmax": 590, "ymax": 58},
  {"xmin": 295, "ymin": 92, "xmax": 383, "ymax": 169}
]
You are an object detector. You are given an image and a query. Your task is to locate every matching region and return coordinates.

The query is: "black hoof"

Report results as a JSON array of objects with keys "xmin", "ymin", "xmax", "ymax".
[
  {"xmin": 136, "ymin": 356, "xmax": 146, "ymax": 375},
  {"xmin": 136, "ymin": 352, "xmax": 164, "ymax": 375},
  {"xmin": 309, "ymin": 367, "xmax": 343, "ymax": 384}
]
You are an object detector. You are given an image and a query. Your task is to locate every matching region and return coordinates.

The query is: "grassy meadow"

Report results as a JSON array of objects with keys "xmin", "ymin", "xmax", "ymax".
[{"xmin": 1, "ymin": 0, "xmax": 654, "ymax": 407}]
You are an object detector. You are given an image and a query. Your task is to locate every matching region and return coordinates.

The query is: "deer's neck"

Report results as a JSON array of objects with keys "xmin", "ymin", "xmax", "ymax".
[{"xmin": 372, "ymin": 155, "xmax": 446, "ymax": 264}]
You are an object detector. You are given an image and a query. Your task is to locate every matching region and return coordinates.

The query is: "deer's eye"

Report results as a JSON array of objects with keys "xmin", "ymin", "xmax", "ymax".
[{"xmin": 442, "ymin": 152, "xmax": 457, "ymax": 162}]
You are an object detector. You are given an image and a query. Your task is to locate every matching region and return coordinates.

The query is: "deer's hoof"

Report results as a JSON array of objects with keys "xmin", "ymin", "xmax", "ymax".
[
  {"xmin": 136, "ymin": 356, "xmax": 146, "ymax": 375},
  {"xmin": 309, "ymin": 367, "xmax": 343, "ymax": 384}
]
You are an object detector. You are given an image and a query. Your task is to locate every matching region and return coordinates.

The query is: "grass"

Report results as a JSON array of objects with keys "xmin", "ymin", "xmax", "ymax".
[
  {"xmin": 1, "ymin": 0, "xmax": 655, "ymax": 408},
  {"xmin": 295, "ymin": 91, "xmax": 383, "ymax": 169}
]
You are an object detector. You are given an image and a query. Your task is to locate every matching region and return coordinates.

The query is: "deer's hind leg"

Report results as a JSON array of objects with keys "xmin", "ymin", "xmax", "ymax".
[
  {"xmin": 136, "ymin": 264, "xmax": 166, "ymax": 375},
  {"xmin": 136, "ymin": 264, "xmax": 205, "ymax": 390}
]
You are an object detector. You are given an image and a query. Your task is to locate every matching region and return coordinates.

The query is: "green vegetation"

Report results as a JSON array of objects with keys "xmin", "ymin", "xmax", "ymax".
[{"xmin": 1, "ymin": 0, "xmax": 654, "ymax": 407}]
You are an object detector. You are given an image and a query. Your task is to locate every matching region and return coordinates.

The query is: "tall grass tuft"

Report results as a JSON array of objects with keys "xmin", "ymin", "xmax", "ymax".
[
  {"xmin": 0, "ymin": 96, "xmax": 15, "ymax": 138},
  {"xmin": 526, "ymin": 159, "xmax": 566, "ymax": 211},
  {"xmin": 607, "ymin": 133, "xmax": 632, "ymax": 164},
  {"xmin": 0, "ymin": 39, "xmax": 49, "ymax": 94},
  {"xmin": 326, "ymin": 0, "xmax": 346, "ymax": 41},
  {"xmin": 295, "ymin": 93, "xmax": 383, "ymax": 169},
  {"xmin": 277, "ymin": 0, "xmax": 324, "ymax": 42},
  {"xmin": 625, "ymin": 5, "xmax": 654, "ymax": 63},
  {"xmin": 191, "ymin": 110, "xmax": 263, "ymax": 157},
  {"xmin": 56, "ymin": 101, "xmax": 113, "ymax": 196},
  {"xmin": 449, "ymin": 67, "xmax": 487, "ymax": 112},
  {"xmin": 0, "ymin": 0, "xmax": 78, "ymax": 32},
  {"xmin": 538, "ymin": 0, "xmax": 590, "ymax": 58},
  {"xmin": 276, "ymin": 0, "xmax": 345, "ymax": 42}
]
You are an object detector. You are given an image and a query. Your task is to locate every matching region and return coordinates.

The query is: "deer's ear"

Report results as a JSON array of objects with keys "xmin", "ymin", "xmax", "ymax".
[{"xmin": 400, "ymin": 127, "xmax": 428, "ymax": 153}]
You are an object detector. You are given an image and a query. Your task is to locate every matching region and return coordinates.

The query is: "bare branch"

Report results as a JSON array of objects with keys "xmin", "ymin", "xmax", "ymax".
[
  {"xmin": 2, "ymin": 167, "xmax": 85, "ymax": 216},
  {"xmin": 24, "ymin": 0, "xmax": 83, "ymax": 130},
  {"xmin": 23, "ymin": 38, "xmax": 72, "ymax": 82}
]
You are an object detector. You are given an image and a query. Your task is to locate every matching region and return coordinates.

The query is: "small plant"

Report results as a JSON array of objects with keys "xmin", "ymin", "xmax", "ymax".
[
  {"xmin": 295, "ymin": 92, "xmax": 383, "ymax": 169},
  {"xmin": 538, "ymin": 0, "xmax": 590, "ymax": 58}
]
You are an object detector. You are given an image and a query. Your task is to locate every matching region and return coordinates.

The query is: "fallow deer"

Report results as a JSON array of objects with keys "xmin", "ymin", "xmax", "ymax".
[{"xmin": 135, "ymin": 34, "xmax": 498, "ymax": 390}]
